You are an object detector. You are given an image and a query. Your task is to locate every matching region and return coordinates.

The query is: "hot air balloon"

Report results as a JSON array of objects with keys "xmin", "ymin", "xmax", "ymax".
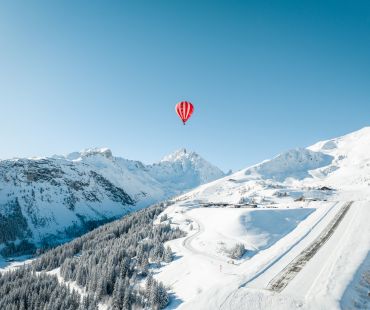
[{"xmin": 176, "ymin": 101, "xmax": 194, "ymax": 125}]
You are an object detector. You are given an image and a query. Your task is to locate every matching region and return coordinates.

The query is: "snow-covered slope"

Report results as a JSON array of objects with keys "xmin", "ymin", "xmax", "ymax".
[
  {"xmin": 245, "ymin": 148, "xmax": 333, "ymax": 182},
  {"xmin": 151, "ymin": 127, "xmax": 370, "ymax": 310},
  {"xmin": 0, "ymin": 147, "xmax": 224, "ymax": 250},
  {"xmin": 308, "ymin": 126, "xmax": 370, "ymax": 190}
]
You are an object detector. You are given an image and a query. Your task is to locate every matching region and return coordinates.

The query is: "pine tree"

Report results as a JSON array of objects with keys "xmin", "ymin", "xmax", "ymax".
[
  {"xmin": 112, "ymin": 278, "xmax": 125, "ymax": 309},
  {"xmin": 164, "ymin": 246, "xmax": 173, "ymax": 263},
  {"xmin": 95, "ymin": 277, "xmax": 107, "ymax": 300},
  {"xmin": 122, "ymin": 289, "xmax": 132, "ymax": 310},
  {"xmin": 145, "ymin": 274, "xmax": 154, "ymax": 298},
  {"xmin": 157, "ymin": 282, "xmax": 169, "ymax": 309}
]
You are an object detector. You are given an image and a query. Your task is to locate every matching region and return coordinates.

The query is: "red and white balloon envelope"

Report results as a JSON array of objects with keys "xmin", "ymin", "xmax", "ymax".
[{"xmin": 175, "ymin": 101, "xmax": 194, "ymax": 125}]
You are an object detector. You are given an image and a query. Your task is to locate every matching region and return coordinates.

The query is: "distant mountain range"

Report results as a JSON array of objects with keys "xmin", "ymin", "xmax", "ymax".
[{"xmin": 0, "ymin": 147, "xmax": 224, "ymax": 252}]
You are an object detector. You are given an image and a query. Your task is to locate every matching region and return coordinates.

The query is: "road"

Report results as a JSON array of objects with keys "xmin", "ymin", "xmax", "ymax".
[
  {"xmin": 182, "ymin": 216, "xmax": 205, "ymax": 256},
  {"xmin": 182, "ymin": 215, "xmax": 228, "ymax": 264}
]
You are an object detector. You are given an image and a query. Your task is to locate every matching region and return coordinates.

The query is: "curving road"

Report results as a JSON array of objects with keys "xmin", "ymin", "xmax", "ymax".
[
  {"xmin": 182, "ymin": 215, "xmax": 227, "ymax": 263},
  {"xmin": 182, "ymin": 216, "xmax": 205, "ymax": 255}
]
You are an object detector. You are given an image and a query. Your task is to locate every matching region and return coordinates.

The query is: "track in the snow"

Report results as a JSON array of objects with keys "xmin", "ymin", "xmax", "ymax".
[
  {"xmin": 182, "ymin": 215, "xmax": 227, "ymax": 263},
  {"xmin": 182, "ymin": 216, "xmax": 205, "ymax": 256},
  {"xmin": 267, "ymin": 201, "xmax": 353, "ymax": 293}
]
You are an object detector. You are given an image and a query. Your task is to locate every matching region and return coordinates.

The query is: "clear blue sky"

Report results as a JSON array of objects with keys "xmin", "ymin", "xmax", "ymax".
[{"xmin": 0, "ymin": 1, "xmax": 369, "ymax": 171}]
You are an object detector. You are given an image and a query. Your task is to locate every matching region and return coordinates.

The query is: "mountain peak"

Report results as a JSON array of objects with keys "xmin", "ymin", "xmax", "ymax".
[
  {"xmin": 66, "ymin": 147, "xmax": 113, "ymax": 161},
  {"xmin": 153, "ymin": 148, "xmax": 224, "ymax": 187},
  {"xmin": 161, "ymin": 148, "xmax": 198, "ymax": 162}
]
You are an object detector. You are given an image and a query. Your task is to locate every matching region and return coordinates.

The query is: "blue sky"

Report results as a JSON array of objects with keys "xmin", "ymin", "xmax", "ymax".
[{"xmin": 0, "ymin": 1, "xmax": 369, "ymax": 171}]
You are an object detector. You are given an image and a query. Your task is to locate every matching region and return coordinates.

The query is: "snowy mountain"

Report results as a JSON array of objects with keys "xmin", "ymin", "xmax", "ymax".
[
  {"xmin": 1, "ymin": 128, "xmax": 369, "ymax": 310},
  {"xmin": 147, "ymin": 148, "xmax": 225, "ymax": 192},
  {"xmin": 0, "ymin": 147, "xmax": 224, "ymax": 252},
  {"xmin": 149, "ymin": 127, "xmax": 370, "ymax": 310},
  {"xmin": 173, "ymin": 127, "xmax": 370, "ymax": 206}
]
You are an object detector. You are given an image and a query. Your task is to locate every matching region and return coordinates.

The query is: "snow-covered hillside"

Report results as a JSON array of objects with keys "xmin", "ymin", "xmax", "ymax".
[
  {"xmin": 0, "ymin": 147, "xmax": 224, "ymax": 252},
  {"xmin": 151, "ymin": 127, "xmax": 370, "ymax": 310},
  {"xmin": 172, "ymin": 127, "xmax": 370, "ymax": 206}
]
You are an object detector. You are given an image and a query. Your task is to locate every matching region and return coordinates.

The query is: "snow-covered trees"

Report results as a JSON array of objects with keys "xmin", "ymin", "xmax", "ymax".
[
  {"xmin": 146, "ymin": 275, "xmax": 169, "ymax": 309},
  {"xmin": 160, "ymin": 214, "xmax": 168, "ymax": 222},
  {"xmin": 0, "ymin": 204, "xmax": 181, "ymax": 309},
  {"xmin": 0, "ymin": 198, "xmax": 30, "ymax": 246},
  {"xmin": 164, "ymin": 246, "xmax": 173, "ymax": 263},
  {"xmin": 229, "ymin": 243, "xmax": 246, "ymax": 259},
  {"xmin": 0, "ymin": 239, "xmax": 36, "ymax": 257},
  {"xmin": 112, "ymin": 277, "xmax": 127, "ymax": 309},
  {"xmin": 0, "ymin": 268, "xmax": 85, "ymax": 310},
  {"xmin": 79, "ymin": 294, "xmax": 98, "ymax": 310},
  {"xmin": 29, "ymin": 203, "xmax": 183, "ymax": 309}
]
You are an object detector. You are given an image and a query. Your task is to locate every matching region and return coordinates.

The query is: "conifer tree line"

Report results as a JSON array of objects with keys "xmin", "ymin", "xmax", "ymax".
[
  {"xmin": 0, "ymin": 202, "xmax": 184, "ymax": 309},
  {"xmin": 0, "ymin": 268, "xmax": 86, "ymax": 310}
]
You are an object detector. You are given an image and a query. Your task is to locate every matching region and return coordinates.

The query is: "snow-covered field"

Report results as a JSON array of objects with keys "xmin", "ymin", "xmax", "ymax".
[{"xmin": 155, "ymin": 201, "xmax": 369, "ymax": 310}]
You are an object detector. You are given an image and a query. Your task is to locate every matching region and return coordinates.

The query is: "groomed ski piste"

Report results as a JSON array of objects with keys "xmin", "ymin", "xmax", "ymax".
[{"xmin": 153, "ymin": 128, "xmax": 370, "ymax": 310}]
